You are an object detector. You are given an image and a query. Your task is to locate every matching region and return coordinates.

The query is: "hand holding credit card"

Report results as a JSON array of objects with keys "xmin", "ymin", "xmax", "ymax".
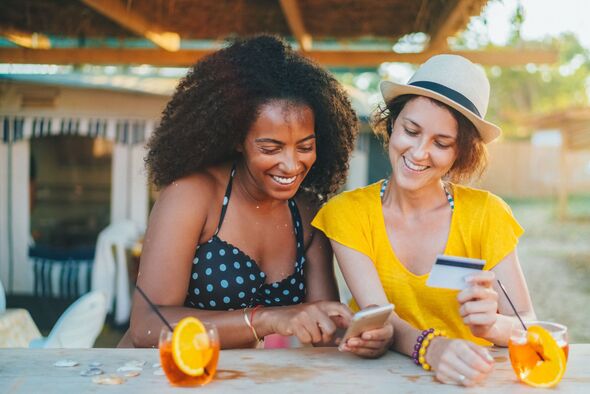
[{"xmin": 426, "ymin": 255, "xmax": 485, "ymax": 290}]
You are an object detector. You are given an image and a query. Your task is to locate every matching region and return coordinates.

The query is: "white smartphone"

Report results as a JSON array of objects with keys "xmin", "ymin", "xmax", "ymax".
[{"xmin": 340, "ymin": 304, "xmax": 394, "ymax": 346}]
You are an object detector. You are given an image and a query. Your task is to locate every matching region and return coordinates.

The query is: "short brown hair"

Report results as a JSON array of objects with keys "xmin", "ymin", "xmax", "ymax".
[{"xmin": 372, "ymin": 94, "xmax": 488, "ymax": 183}]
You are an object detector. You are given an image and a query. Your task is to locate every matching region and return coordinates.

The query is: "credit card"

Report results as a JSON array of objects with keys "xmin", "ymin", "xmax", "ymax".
[{"xmin": 426, "ymin": 255, "xmax": 485, "ymax": 290}]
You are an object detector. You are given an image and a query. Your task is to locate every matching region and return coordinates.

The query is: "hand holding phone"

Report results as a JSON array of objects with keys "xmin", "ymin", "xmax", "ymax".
[{"xmin": 339, "ymin": 304, "xmax": 394, "ymax": 349}]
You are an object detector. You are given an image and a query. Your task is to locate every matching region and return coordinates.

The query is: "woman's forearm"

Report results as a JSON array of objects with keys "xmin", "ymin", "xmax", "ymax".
[
  {"xmin": 130, "ymin": 304, "xmax": 259, "ymax": 349},
  {"xmin": 480, "ymin": 311, "xmax": 537, "ymax": 346}
]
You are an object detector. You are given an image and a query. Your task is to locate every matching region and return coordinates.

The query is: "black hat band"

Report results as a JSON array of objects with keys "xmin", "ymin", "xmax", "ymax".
[{"xmin": 409, "ymin": 81, "xmax": 481, "ymax": 118}]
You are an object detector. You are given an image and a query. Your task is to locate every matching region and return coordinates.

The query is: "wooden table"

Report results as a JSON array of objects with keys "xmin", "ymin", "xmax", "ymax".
[{"xmin": 1, "ymin": 346, "xmax": 588, "ymax": 393}]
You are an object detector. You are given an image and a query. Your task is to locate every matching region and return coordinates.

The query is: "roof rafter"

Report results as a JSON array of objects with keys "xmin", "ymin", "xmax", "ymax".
[
  {"xmin": 81, "ymin": 0, "xmax": 180, "ymax": 52},
  {"xmin": 0, "ymin": 28, "xmax": 51, "ymax": 49},
  {"xmin": 279, "ymin": 0, "xmax": 312, "ymax": 51},
  {"xmin": 0, "ymin": 47, "xmax": 559, "ymax": 68},
  {"xmin": 428, "ymin": 0, "xmax": 486, "ymax": 51}
]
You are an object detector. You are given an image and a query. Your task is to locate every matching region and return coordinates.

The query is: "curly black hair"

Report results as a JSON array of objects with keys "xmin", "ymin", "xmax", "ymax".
[{"xmin": 146, "ymin": 35, "xmax": 358, "ymax": 199}]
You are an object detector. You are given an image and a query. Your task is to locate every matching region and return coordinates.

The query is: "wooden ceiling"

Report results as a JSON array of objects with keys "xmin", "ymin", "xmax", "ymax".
[{"xmin": 0, "ymin": 0, "xmax": 557, "ymax": 67}]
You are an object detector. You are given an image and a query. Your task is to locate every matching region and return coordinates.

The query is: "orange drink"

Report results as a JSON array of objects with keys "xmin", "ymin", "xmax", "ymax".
[
  {"xmin": 159, "ymin": 320, "xmax": 220, "ymax": 387},
  {"xmin": 508, "ymin": 321, "xmax": 568, "ymax": 388}
]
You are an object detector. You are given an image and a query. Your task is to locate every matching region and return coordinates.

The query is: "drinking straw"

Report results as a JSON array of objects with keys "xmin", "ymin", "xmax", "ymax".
[
  {"xmin": 136, "ymin": 285, "xmax": 173, "ymax": 331},
  {"xmin": 497, "ymin": 279, "xmax": 528, "ymax": 331}
]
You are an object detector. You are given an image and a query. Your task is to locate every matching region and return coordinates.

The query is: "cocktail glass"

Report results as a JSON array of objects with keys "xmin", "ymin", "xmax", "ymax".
[{"xmin": 159, "ymin": 322, "xmax": 220, "ymax": 387}]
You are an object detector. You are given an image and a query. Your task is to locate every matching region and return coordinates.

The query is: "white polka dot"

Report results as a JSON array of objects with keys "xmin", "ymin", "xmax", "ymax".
[
  {"xmin": 207, "ymin": 284, "xmax": 214, "ymax": 292},
  {"xmin": 210, "ymin": 300, "xmax": 216, "ymax": 307},
  {"xmin": 193, "ymin": 257, "xmax": 199, "ymax": 264},
  {"xmin": 251, "ymin": 288, "xmax": 257, "ymax": 293},
  {"xmin": 223, "ymin": 196, "xmax": 228, "ymax": 206},
  {"xmin": 223, "ymin": 296, "xmax": 230, "ymax": 304},
  {"xmin": 249, "ymin": 274, "xmax": 256, "ymax": 281},
  {"xmin": 301, "ymin": 257, "xmax": 305, "ymax": 263},
  {"xmin": 192, "ymin": 273, "xmax": 198, "ymax": 280},
  {"xmin": 241, "ymin": 303, "xmax": 247, "ymax": 308},
  {"xmin": 246, "ymin": 261, "xmax": 252, "ymax": 268},
  {"xmin": 198, "ymin": 302, "xmax": 205, "ymax": 308},
  {"xmin": 299, "ymin": 283, "xmax": 304, "ymax": 290},
  {"xmin": 219, "ymin": 249, "xmax": 225, "ymax": 256},
  {"xmin": 208, "ymin": 239, "xmax": 213, "ymax": 243},
  {"xmin": 238, "ymin": 292, "xmax": 245, "ymax": 299},
  {"xmin": 206, "ymin": 252, "xmax": 212, "ymax": 259},
  {"xmin": 274, "ymin": 298, "xmax": 280, "ymax": 302},
  {"xmin": 292, "ymin": 296, "xmax": 299, "ymax": 302},
  {"xmin": 236, "ymin": 276, "xmax": 244, "ymax": 284},
  {"xmin": 194, "ymin": 288, "xmax": 200, "ymax": 295},
  {"xmin": 219, "ymin": 264, "xmax": 226, "ymax": 271},
  {"xmin": 260, "ymin": 272, "xmax": 265, "ymax": 278},
  {"xmin": 290, "ymin": 278, "xmax": 296, "ymax": 285},
  {"xmin": 265, "ymin": 289, "xmax": 271, "ymax": 295},
  {"xmin": 265, "ymin": 300, "xmax": 271, "ymax": 304},
  {"xmin": 233, "ymin": 248, "xmax": 239, "ymax": 255},
  {"xmin": 296, "ymin": 221, "xmax": 300, "ymax": 227},
  {"xmin": 283, "ymin": 289, "xmax": 290, "ymax": 295},
  {"xmin": 220, "ymin": 280, "xmax": 229, "ymax": 288},
  {"xmin": 205, "ymin": 268, "xmax": 212, "ymax": 275},
  {"xmin": 272, "ymin": 283, "xmax": 279, "ymax": 288},
  {"xmin": 234, "ymin": 262, "xmax": 240, "ymax": 269},
  {"xmin": 297, "ymin": 243, "xmax": 300, "ymax": 248}
]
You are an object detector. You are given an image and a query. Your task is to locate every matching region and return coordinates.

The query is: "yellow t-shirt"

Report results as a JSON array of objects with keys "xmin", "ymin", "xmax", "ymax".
[{"xmin": 312, "ymin": 181, "xmax": 524, "ymax": 346}]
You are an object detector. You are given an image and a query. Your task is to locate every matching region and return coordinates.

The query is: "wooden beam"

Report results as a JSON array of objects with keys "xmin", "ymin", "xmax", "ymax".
[
  {"xmin": 0, "ymin": 28, "xmax": 51, "ymax": 49},
  {"xmin": 0, "ymin": 47, "xmax": 559, "ymax": 67},
  {"xmin": 428, "ymin": 0, "xmax": 486, "ymax": 51},
  {"xmin": 81, "ymin": 0, "xmax": 180, "ymax": 52},
  {"xmin": 279, "ymin": 0, "xmax": 312, "ymax": 51}
]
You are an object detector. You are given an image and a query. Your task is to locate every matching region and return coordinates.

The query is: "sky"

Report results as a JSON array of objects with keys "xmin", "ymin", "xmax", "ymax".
[{"xmin": 484, "ymin": 0, "xmax": 590, "ymax": 48}]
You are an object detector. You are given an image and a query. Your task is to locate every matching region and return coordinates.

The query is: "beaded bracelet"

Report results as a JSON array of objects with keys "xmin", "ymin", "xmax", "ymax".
[{"xmin": 412, "ymin": 328, "xmax": 447, "ymax": 370}]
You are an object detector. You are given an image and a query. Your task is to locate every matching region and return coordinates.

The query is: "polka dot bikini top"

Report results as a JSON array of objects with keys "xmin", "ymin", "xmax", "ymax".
[{"xmin": 184, "ymin": 165, "xmax": 307, "ymax": 310}]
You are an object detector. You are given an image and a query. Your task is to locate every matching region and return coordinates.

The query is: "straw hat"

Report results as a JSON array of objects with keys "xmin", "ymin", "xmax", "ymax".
[{"xmin": 380, "ymin": 54, "xmax": 501, "ymax": 143}]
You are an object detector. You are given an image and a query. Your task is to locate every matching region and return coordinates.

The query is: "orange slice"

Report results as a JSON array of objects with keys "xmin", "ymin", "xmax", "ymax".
[
  {"xmin": 519, "ymin": 325, "xmax": 566, "ymax": 388},
  {"xmin": 171, "ymin": 317, "xmax": 213, "ymax": 376}
]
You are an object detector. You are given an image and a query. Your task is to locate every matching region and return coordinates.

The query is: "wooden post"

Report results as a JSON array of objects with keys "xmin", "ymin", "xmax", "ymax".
[{"xmin": 557, "ymin": 130, "xmax": 569, "ymax": 220}]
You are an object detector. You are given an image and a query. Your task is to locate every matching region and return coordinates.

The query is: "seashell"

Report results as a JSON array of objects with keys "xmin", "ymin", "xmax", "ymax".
[
  {"xmin": 54, "ymin": 360, "xmax": 79, "ymax": 367},
  {"xmin": 80, "ymin": 367, "xmax": 104, "ymax": 377},
  {"xmin": 124, "ymin": 371, "xmax": 140, "ymax": 378},
  {"xmin": 92, "ymin": 374, "xmax": 126, "ymax": 385},
  {"xmin": 117, "ymin": 365, "xmax": 143, "ymax": 372},
  {"xmin": 153, "ymin": 368, "xmax": 165, "ymax": 376},
  {"xmin": 124, "ymin": 360, "xmax": 146, "ymax": 368}
]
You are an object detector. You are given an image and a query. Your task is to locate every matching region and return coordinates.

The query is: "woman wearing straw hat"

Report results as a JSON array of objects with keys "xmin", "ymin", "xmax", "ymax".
[
  {"xmin": 127, "ymin": 35, "xmax": 357, "ymax": 349},
  {"xmin": 313, "ymin": 54, "xmax": 536, "ymax": 386}
]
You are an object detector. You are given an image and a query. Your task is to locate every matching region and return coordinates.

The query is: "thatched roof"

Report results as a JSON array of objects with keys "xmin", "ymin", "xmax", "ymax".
[{"xmin": 0, "ymin": 0, "xmax": 557, "ymax": 67}]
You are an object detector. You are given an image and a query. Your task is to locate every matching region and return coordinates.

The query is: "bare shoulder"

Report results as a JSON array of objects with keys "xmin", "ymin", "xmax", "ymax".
[
  {"xmin": 149, "ymin": 163, "xmax": 232, "ymax": 232},
  {"xmin": 294, "ymin": 190, "xmax": 322, "ymax": 225}
]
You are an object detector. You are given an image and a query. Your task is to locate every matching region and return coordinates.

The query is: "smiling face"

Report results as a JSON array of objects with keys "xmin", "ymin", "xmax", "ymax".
[
  {"xmin": 238, "ymin": 99, "xmax": 316, "ymax": 201},
  {"xmin": 389, "ymin": 96, "xmax": 459, "ymax": 192}
]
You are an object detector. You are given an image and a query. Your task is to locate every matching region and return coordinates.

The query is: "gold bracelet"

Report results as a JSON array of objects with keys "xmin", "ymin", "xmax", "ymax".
[{"xmin": 243, "ymin": 308, "xmax": 262, "ymax": 343}]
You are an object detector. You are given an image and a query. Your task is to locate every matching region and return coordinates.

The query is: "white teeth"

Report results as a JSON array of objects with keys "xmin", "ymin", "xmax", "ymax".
[
  {"xmin": 403, "ymin": 157, "xmax": 428, "ymax": 171},
  {"xmin": 272, "ymin": 175, "xmax": 297, "ymax": 185}
]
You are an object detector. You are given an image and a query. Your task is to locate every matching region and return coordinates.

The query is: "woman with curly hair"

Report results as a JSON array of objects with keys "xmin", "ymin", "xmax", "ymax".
[
  {"xmin": 313, "ymin": 55, "xmax": 535, "ymax": 384},
  {"xmin": 128, "ymin": 35, "xmax": 358, "ymax": 348}
]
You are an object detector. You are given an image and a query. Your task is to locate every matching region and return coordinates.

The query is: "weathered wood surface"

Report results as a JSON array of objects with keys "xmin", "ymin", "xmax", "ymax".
[{"xmin": 0, "ymin": 345, "xmax": 588, "ymax": 393}]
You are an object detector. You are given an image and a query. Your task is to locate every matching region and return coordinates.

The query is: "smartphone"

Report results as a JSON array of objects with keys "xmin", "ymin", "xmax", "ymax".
[{"xmin": 340, "ymin": 304, "xmax": 394, "ymax": 346}]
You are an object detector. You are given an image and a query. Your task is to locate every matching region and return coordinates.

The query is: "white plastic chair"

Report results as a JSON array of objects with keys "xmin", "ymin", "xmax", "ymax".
[
  {"xmin": 29, "ymin": 291, "xmax": 107, "ymax": 348},
  {"xmin": 0, "ymin": 279, "xmax": 6, "ymax": 312}
]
